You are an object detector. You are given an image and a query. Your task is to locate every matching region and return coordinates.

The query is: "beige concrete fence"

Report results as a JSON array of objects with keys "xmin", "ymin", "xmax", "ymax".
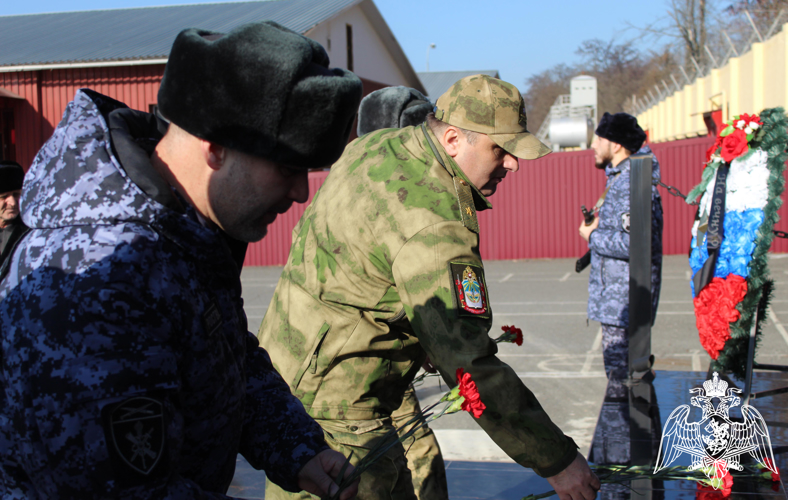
[{"xmin": 637, "ymin": 22, "xmax": 788, "ymax": 142}]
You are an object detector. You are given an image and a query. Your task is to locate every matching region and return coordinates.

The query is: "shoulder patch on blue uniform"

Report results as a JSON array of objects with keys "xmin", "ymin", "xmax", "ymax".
[
  {"xmin": 450, "ymin": 262, "xmax": 490, "ymax": 318},
  {"xmin": 103, "ymin": 396, "xmax": 169, "ymax": 485},
  {"xmin": 621, "ymin": 212, "xmax": 630, "ymax": 233}
]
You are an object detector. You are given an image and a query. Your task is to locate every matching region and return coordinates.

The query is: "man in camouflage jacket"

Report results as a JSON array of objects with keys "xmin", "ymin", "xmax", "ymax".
[
  {"xmin": 579, "ymin": 113, "xmax": 663, "ymax": 382},
  {"xmin": 0, "ymin": 22, "xmax": 363, "ymax": 498},
  {"xmin": 356, "ymin": 86, "xmax": 448, "ymax": 500},
  {"xmin": 260, "ymin": 75, "xmax": 600, "ymax": 500}
]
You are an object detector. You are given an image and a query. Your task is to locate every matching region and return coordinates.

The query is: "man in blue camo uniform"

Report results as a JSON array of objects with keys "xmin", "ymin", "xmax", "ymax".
[
  {"xmin": 579, "ymin": 113, "xmax": 663, "ymax": 385},
  {"xmin": 0, "ymin": 22, "xmax": 363, "ymax": 498}
]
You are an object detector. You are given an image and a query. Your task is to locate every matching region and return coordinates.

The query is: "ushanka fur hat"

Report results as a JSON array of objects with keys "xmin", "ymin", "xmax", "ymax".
[
  {"xmin": 357, "ymin": 87, "xmax": 433, "ymax": 136},
  {"xmin": 595, "ymin": 112, "xmax": 647, "ymax": 153},
  {"xmin": 0, "ymin": 161, "xmax": 24, "ymax": 194},
  {"xmin": 158, "ymin": 21, "xmax": 363, "ymax": 169}
]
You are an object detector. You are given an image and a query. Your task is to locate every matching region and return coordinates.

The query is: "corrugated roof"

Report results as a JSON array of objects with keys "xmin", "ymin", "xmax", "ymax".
[
  {"xmin": 0, "ymin": 0, "xmax": 360, "ymax": 67},
  {"xmin": 416, "ymin": 70, "xmax": 500, "ymax": 100}
]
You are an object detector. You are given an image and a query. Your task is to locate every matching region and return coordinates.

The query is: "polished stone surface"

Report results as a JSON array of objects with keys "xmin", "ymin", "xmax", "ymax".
[
  {"xmin": 588, "ymin": 370, "xmax": 788, "ymax": 500},
  {"xmin": 227, "ymin": 370, "xmax": 788, "ymax": 499}
]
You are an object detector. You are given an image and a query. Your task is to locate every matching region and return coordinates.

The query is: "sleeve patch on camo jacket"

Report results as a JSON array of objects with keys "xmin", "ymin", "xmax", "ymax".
[{"xmin": 450, "ymin": 262, "xmax": 490, "ymax": 318}]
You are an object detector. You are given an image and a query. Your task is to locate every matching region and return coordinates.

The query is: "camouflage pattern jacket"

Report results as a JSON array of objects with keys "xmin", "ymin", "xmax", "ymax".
[
  {"xmin": 0, "ymin": 89, "xmax": 327, "ymax": 498},
  {"xmin": 259, "ymin": 124, "xmax": 577, "ymax": 477},
  {"xmin": 587, "ymin": 146, "xmax": 663, "ymax": 328}
]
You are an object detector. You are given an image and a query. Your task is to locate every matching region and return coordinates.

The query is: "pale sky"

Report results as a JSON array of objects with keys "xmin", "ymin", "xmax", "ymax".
[{"xmin": 1, "ymin": 0, "xmax": 672, "ymax": 91}]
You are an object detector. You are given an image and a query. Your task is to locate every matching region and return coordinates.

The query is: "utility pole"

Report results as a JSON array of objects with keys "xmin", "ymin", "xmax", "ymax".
[{"xmin": 426, "ymin": 43, "xmax": 436, "ymax": 71}]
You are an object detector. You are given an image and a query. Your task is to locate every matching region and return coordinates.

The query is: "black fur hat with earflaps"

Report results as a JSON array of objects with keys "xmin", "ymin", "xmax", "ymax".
[{"xmin": 158, "ymin": 21, "xmax": 363, "ymax": 168}]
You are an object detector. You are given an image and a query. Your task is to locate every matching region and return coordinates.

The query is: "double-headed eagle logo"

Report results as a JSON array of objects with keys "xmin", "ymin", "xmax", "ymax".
[{"xmin": 654, "ymin": 372, "xmax": 777, "ymax": 483}]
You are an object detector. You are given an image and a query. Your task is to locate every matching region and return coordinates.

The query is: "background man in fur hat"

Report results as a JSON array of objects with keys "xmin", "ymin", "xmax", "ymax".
[
  {"xmin": 578, "ymin": 112, "xmax": 663, "ymax": 389},
  {"xmin": 356, "ymin": 86, "xmax": 448, "ymax": 500},
  {"xmin": 0, "ymin": 22, "xmax": 363, "ymax": 498},
  {"xmin": 0, "ymin": 160, "xmax": 27, "ymax": 266},
  {"xmin": 260, "ymin": 74, "xmax": 600, "ymax": 500}
]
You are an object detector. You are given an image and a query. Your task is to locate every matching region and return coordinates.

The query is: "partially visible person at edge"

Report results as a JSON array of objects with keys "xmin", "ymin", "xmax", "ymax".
[
  {"xmin": 0, "ymin": 160, "xmax": 27, "ymax": 265},
  {"xmin": 578, "ymin": 112, "xmax": 663, "ymax": 384},
  {"xmin": 356, "ymin": 86, "xmax": 448, "ymax": 500},
  {"xmin": 259, "ymin": 74, "xmax": 601, "ymax": 500},
  {"xmin": 0, "ymin": 22, "xmax": 363, "ymax": 498}
]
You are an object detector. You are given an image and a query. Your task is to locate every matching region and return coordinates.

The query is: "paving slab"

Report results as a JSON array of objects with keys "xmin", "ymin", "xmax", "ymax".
[{"xmin": 230, "ymin": 254, "xmax": 788, "ymax": 498}]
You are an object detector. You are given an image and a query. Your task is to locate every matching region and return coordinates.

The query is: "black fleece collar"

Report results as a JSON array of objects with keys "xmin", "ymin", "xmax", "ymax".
[{"xmin": 107, "ymin": 108, "xmax": 183, "ymax": 212}]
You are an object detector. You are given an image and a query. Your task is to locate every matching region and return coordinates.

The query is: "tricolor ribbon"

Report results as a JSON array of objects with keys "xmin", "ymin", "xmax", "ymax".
[{"xmin": 693, "ymin": 165, "xmax": 730, "ymax": 297}]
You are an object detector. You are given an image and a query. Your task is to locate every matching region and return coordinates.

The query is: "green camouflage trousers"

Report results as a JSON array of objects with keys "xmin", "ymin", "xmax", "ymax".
[
  {"xmin": 264, "ymin": 387, "xmax": 448, "ymax": 500},
  {"xmin": 394, "ymin": 387, "xmax": 448, "ymax": 500}
]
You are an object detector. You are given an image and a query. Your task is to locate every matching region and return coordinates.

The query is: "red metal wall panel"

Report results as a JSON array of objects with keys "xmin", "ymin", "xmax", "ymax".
[
  {"xmin": 2, "ymin": 65, "xmax": 783, "ymax": 265},
  {"xmin": 0, "ymin": 65, "xmax": 166, "ymax": 169},
  {"xmin": 38, "ymin": 65, "xmax": 165, "ymax": 142},
  {"xmin": 0, "ymin": 71, "xmax": 43, "ymax": 167},
  {"xmin": 243, "ymin": 171, "xmax": 330, "ymax": 266},
  {"xmin": 476, "ymin": 149, "xmax": 606, "ymax": 261},
  {"xmin": 650, "ymin": 136, "xmax": 714, "ymax": 255},
  {"xmin": 244, "ymin": 135, "xmax": 788, "ymax": 266}
]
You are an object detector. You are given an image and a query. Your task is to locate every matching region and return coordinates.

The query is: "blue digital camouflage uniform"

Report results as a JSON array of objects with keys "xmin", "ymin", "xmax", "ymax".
[
  {"xmin": 587, "ymin": 146, "xmax": 663, "ymax": 489},
  {"xmin": 587, "ymin": 145, "xmax": 663, "ymax": 378},
  {"xmin": 0, "ymin": 89, "xmax": 328, "ymax": 498}
]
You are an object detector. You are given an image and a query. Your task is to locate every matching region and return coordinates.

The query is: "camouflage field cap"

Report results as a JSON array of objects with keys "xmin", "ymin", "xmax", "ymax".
[{"xmin": 434, "ymin": 74, "xmax": 551, "ymax": 160}]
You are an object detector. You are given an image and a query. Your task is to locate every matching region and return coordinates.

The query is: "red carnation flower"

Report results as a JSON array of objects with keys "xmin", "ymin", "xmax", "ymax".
[
  {"xmin": 761, "ymin": 458, "xmax": 781, "ymax": 482},
  {"xmin": 705, "ymin": 135, "xmax": 723, "ymax": 164},
  {"xmin": 721, "ymin": 472, "xmax": 733, "ymax": 490},
  {"xmin": 456, "ymin": 368, "xmax": 486, "ymax": 418},
  {"xmin": 696, "ymin": 470, "xmax": 733, "ymax": 499},
  {"xmin": 739, "ymin": 113, "xmax": 762, "ymax": 126},
  {"xmin": 513, "ymin": 328, "xmax": 523, "ymax": 346},
  {"xmin": 720, "ymin": 129, "xmax": 749, "ymax": 163},
  {"xmin": 500, "ymin": 325, "xmax": 524, "ymax": 346},
  {"xmin": 496, "ymin": 325, "xmax": 524, "ymax": 346}
]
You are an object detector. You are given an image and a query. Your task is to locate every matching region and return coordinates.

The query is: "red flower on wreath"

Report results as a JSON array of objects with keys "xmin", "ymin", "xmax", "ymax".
[
  {"xmin": 705, "ymin": 135, "xmax": 723, "ymax": 164},
  {"xmin": 456, "ymin": 368, "xmax": 486, "ymax": 418},
  {"xmin": 720, "ymin": 129, "xmax": 749, "ymax": 163},
  {"xmin": 739, "ymin": 113, "xmax": 762, "ymax": 127},
  {"xmin": 694, "ymin": 275, "xmax": 748, "ymax": 359}
]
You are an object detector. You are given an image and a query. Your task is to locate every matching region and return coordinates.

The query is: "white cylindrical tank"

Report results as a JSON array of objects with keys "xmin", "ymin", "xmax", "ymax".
[{"xmin": 549, "ymin": 116, "xmax": 593, "ymax": 148}]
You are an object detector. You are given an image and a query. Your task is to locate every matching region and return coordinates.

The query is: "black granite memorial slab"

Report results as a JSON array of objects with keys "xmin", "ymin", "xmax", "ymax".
[
  {"xmin": 590, "ymin": 370, "xmax": 788, "ymax": 500},
  {"xmin": 226, "ymin": 370, "xmax": 788, "ymax": 500}
]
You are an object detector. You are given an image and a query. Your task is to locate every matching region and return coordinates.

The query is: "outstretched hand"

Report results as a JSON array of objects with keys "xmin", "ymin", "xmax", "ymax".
[
  {"xmin": 546, "ymin": 452, "xmax": 600, "ymax": 500},
  {"xmin": 297, "ymin": 449, "xmax": 359, "ymax": 500}
]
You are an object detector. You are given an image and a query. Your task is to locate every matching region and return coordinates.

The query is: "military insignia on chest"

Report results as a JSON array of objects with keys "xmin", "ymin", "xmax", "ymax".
[
  {"xmin": 454, "ymin": 177, "xmax": 479, "ymax": 233},
  {"xmin": 450, "ymin": 263, "xmax": 490, "ymax": 317}
]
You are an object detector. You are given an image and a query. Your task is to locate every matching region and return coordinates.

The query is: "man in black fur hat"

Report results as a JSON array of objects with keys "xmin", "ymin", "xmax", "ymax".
[
  {"xmin": 0, "ymin": 21, "xmax": 363, "ymax": 499},
  {"xmin": 578, "ymin": 112, "xmax": 663, "ymax": 386},
  {"xmin": 0, "ymin": 160, "xmax": 26, "ymax": 266}
]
